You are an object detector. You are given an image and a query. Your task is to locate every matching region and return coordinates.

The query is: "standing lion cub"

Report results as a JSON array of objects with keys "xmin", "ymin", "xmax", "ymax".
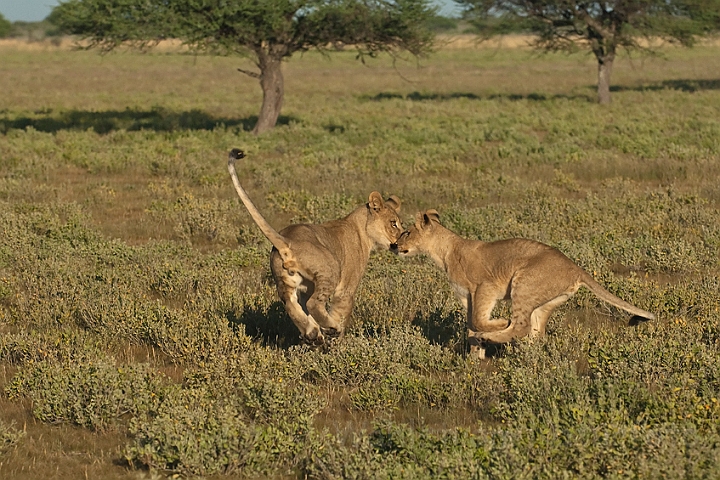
[
  {"xmin": 227, "ymin": 149, "xmax": 403, "ymax": 346},
  {"xmin": 392, "ymin": 209, "xmax": 655, "ymax": 357}
]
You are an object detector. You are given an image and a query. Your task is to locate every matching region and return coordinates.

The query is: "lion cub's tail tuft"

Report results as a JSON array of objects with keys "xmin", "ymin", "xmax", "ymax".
[{"xmin": 228, "ymin": 148, "xmax": 245, "ymax": 164}]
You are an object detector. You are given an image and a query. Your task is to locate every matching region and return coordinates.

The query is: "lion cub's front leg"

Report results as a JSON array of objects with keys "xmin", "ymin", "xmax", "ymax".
[
  {"xmin": 465, "ymin": 286, "xmax": 509, "ymax": 359},
  {"xmin": 469, "ymin": 286, "xmax": 510, "ymax": 332}
]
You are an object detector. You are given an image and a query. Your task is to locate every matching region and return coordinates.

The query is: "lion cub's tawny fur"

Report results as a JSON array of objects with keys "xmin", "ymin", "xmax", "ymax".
[
  {"xmin": 227, "ymin": 149, "xmax": 403, "ymax": 345},
  {"xmin": 393, "ymin": 210, "xmax": 655, "ymax": 357}
]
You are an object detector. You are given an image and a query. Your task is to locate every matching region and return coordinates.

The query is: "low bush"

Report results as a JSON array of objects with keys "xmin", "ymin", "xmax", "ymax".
[
  {"xmin": 0, "ymin": 420, "xmax": 24, "ymax": 455},
  {"xmin": 6, "ymin": 359, "xmax": 167, "ymax": 432},
  {"xmin": 126, "ymin": 348, "xmax": 327, "ymax": 476}
]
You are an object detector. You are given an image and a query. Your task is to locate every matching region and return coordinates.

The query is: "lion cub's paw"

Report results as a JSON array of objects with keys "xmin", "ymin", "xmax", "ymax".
[
  {"xmin": 321, "ymin": 327, "xmax": 342, "ymax": 337},
  {"xmin": 283, "ymin": 260, "xmax": 299, "ymax": 275},
  {"xmin": 469, "ymin": 344, "xmax": 487, "ymax": 360},
  {"xmin": 301, "ymin": 331, "xmax": 326, "ymax": 348},
  {"xmin": 467, "ymin": 331, "xmax": 487, "ymax": 360},
  {"xmin": 321, "ymin": 327, "xmax": 343, "ymax": 345}
]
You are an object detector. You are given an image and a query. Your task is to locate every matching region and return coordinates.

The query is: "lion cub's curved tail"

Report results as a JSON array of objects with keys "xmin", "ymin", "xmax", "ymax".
[
  {"xmin": 227, "ymin": 149, "xmax": 296, "ymax": 271},
  {"xmin": 580, "ymin": 272, "xmax": 656, "ymax": 324}
]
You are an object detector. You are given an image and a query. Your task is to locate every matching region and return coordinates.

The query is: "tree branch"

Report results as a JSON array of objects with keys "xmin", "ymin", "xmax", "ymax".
[
  {"xmin": 237, "ymin": 68, "xmax": 261, "ymax": 79},
  {"xmin": 576, "ymin": 7, "xmax": 614, "ymax": 39}
]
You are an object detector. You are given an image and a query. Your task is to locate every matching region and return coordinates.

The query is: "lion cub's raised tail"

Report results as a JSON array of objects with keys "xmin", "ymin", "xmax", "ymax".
[
  {"xmin": 227, "ymin": 149, "xmax": 296, "ymax": 272},
  {"xmin": 579, "ymin": 272, "xmax": 655, "ymax": 324}
]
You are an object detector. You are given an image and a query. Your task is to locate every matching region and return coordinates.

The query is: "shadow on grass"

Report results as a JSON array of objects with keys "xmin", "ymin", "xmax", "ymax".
[
  {"xmin": 226, "ymin": 300, "xmax": 302, "ymax": 349},
  {"xmin": 0, "ymin": 107, "xmax": 298, "ymax": 134},
  {"xmin": 412, "ymin": 308, "xmax": 464, "ymax": 347},
  {"xmin": 363, "ymin": 91, "xmax": 593, "ymax": 102},
  {"xmin": 412, "ymin": 307, "xmax": 506, "ymax": 357},
  {"xmin": 612, "ymin": 78, "xmax": 720, "ymax": 93},
  {"xmin": 364, "ymin": 79, "xmax": 720, "ymax": 103}
]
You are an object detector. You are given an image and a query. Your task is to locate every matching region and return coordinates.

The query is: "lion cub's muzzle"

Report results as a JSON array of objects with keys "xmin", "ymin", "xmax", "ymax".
[{"xmin": 390, "ymin": 231, "xmax": 411, "ymax": 255}]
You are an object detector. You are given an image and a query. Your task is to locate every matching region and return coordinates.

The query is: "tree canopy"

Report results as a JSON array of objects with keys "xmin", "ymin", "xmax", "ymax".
[
  {"xmin": 52, "ymin": 0, "xmax": 436, "ymax": 134},
  {"xmin": 456, "ymin": 0, "xmax": 717, "ymax": 103},
  {"xmin": 674, "ymin": 0, "xmax": 720, "ymax": 33}
]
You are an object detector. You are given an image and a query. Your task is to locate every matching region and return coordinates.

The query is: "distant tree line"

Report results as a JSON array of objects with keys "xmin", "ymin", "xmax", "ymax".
[{"xmin": 0, "ymin": 13, "xmax": 64, "ymax": 41}]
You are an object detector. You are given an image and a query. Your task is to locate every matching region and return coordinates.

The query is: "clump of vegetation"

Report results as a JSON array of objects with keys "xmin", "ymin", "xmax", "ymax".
[
  {"xmin": 0, "ymin": 420, "xmax": 24, "ymax": 455},
  {"xmin": 6, "ymin": 359, "xmax": 166, "ymax": 432},
  {"xmin": 426, "ymin": 14, "xmax": 460, "ymax": 32}
]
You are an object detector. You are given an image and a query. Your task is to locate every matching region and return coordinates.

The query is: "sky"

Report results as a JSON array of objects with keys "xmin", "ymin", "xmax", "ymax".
[
  {"xmin": 0, "ymin": 0, "xmax": 59, "ymax": 22},
  {"xmin": 2, "ymin": 0, "xmax": 462, "ymax": 23}
]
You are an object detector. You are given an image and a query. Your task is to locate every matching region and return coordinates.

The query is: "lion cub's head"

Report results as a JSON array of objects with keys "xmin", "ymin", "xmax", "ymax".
[
  {"xmin": 365, "ymin": 192, "xmax": 403, "ymax": 249},
  {"xmin": 391, "ymin": 209, "xmax": 441, "ymax": 256}
]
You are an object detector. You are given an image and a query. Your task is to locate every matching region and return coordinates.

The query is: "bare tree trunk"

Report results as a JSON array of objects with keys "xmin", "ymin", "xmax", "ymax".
[
  {"xmin": 253, "ymin": 51, "xmax": 284, "ymax": 135},
  {"xmin": 597, "ymin": 53, "xmax": 615, "ymax": 105}
]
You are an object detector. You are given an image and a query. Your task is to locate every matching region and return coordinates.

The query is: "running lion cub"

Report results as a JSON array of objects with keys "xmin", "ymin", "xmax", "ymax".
[
  {"xmin": 228, "ymin": 149, "xmax": 403, "ymax": 346},
  {"xmin": 392, "ymin": 209, "xmax": 655, "ymax": 358}
]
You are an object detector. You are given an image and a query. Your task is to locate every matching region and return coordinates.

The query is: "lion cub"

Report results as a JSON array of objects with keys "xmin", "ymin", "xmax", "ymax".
[
  {"xmin": 392, "ymin": 209, "xmax": 655, "ymax": 357},
  {"xmin": 228, "ymin": 149, "xmax": 403, "ymax": 346}
]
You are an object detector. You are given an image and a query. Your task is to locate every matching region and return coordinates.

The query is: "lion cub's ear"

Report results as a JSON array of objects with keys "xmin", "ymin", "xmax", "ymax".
[
  {"xmin": 415, "ymin": 209, "xmax": 440, "ymax": 230},
  {"xmin": 385, "ymin": 195, "xmax": 401, "ymax": 213},
  {"xmin": 414, "ymin": 211, "xmax": 425, "ymax": 229},
  {"xmin": 368, "ymin": 191, "xmax": 385, "ymax": 212},
  {"xmin": 424, "ymin": 209, "xmax": 441, "ymax": 225}
]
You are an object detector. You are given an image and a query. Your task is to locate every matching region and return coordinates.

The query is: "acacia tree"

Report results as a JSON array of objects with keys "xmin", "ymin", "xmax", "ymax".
[
  {"xmin": 52, "ymin": 0, "xmax": 435, "ymax": 134},
  {"xmin": 456, "ymin": 0, "xmax": 712, "ymax": 104}
]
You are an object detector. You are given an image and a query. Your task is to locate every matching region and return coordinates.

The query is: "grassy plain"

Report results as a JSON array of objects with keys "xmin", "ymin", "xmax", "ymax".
[{"xmin": 1, "ymin": 37, "xmax": 719, "ymax": 478}]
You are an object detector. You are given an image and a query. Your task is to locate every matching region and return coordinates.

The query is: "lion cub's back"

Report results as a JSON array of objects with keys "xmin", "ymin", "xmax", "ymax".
[{"xmin": 481, "ymin": 238, "xmax": 579, "ymax": 273}]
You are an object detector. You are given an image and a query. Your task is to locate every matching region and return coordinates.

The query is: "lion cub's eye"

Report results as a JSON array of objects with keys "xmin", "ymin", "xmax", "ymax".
[{"xmin": 391, "ymin": 220, "xmax": 398, "ymax": 228}]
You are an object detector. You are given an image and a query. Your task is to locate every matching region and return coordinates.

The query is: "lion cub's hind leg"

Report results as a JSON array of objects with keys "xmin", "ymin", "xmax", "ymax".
[
  {"xmin": 479, "ymin": 273, "xmax": 543, "ymax": 343},
  {"xmin": 275, "ymin": 274, "xmax": 324, "ymax": 345},
  {"xmin": 481, "ymin": 301, "xmax": 534, "ymax": 344},
  {"xmin": 290, "ymin": 243, "xmax": 345, "ymax": 340},
  {"xmin": 529, "ymin": 292, "xmax": 573, "ymax": 338},
  {"xmin": 304, "ymin": 271, "xmax": 344, "ymax": 341},
  {"xmin": 271, "ymin": 252, "xmax": 326, "ymax": 345},
  {"xmin": 482, "ymin": 279, "xmax": 582, "ymax": 343}
]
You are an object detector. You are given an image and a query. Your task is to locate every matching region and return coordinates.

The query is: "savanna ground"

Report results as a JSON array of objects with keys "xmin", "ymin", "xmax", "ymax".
[{"xmin": 0, "ymin": 35, "xmax": 719, "ymax": 479}]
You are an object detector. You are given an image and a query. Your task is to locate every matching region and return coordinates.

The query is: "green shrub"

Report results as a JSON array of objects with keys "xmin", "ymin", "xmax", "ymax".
[
  {"xmin": 127, "ymin": 356, "xmax": 327, "ymax": 476},
  {"xmin": 307, "ymin": 420, "xmax": 492, "ymax": 480},
  {"xmin": 0, "ymin": 329, "xmax": 106, "ymax": 365},
  {"xmin": 6, "ymin": 360, "xmax": 167, "ymax": 432},
  {"xmin": 149, "ymin": 192, "xmax": 240, "ymax": 244},
  {"xmin": 0, "ymin": 420, "xmax": 25, "ymax": 455}
]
